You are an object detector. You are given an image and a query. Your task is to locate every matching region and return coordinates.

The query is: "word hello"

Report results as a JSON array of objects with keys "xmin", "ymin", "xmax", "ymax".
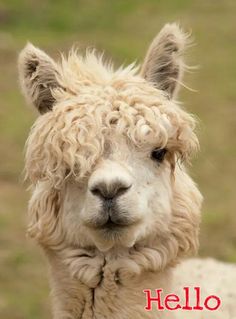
[{"xmin": 143, "ymin": 287, "xmax": 221, "ymax": 311}]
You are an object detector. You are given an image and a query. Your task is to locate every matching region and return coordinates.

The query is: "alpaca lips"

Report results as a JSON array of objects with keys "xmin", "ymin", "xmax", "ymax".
[{"xmin": 143, "ymin": 287, "xmax": 221, "ymax": 312}]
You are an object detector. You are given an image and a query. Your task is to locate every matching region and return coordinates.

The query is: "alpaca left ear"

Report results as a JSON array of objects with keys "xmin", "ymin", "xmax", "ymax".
[
  {"xmin": 18, "ymin": 43, "xmax": 61, "ymax": 114},
  {"xmin": 141, "ymin": 23, "xmax": 188, "ymax": 99}
]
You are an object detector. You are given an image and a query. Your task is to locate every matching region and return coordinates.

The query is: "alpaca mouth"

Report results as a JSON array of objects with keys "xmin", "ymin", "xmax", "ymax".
[
  {"xmin": 99, "ymin": 216, "xmax": 131, "ymax": 230},
  {"xmin": 85, "ymin": 210, "xmax": 135, "ymax": 231},
  {"xmin": 96, "ymin": 215, "xmax": 133, "ymax": 230}
]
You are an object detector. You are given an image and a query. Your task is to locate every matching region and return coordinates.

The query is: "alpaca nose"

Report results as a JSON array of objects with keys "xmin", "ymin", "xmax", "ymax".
[{"xmin": 90, "ymin": 181, "xmax": 131, "ymax": 201}]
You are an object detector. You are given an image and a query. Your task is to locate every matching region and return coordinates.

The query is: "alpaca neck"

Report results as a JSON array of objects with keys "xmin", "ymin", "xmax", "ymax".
[{"xmin": 47, "ymin": 249, "xmax": 175, "ymax": 319}]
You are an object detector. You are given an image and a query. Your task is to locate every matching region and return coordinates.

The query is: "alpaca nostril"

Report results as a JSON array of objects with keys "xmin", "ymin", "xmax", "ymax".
[
  {"xmin": 91, "ymin": 187, "xmax": 103, "ymax": 198},
  {"xmin": 90, "ymin": 182, "xmax": 131, "ymax": 200},
  {"xmin": 115, "ymin": 185, "xmax": 131, "ymax": 197}
]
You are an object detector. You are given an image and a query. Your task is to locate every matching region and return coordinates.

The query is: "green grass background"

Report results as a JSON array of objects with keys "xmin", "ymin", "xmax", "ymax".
[{"xmin": 0, "ymin": 0, "xmax": 236, "ymax": 318}]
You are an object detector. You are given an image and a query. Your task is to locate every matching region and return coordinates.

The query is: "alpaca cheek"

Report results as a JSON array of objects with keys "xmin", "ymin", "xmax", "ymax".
[{"xmin": 61, "ymin": 183, "xmax": 86, "ymax": 220}]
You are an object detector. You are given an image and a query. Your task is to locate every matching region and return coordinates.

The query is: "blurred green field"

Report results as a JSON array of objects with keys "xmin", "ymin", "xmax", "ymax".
[{"xmin": 0, "ymin": 0, "xmax": 236, "ymax": 318}]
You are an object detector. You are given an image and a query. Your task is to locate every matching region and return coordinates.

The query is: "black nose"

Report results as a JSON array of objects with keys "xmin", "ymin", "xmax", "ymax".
[{"xmin": 90, "ymin": 181, "xmax": 131, "ymax": 200}]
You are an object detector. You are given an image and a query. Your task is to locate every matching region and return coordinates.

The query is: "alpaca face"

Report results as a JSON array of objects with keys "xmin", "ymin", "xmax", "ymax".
[
  {"xmin": 19, "ymin": 24, "xmax": 202, "ymax": 261},
  {"xmin": 61, "ymin": 134, "xmax": 174, "ymax": 251}
]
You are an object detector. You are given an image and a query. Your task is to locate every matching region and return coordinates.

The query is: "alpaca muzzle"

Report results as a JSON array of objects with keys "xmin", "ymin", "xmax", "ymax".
[
  {"xmin": 87, "ymin": 179, "xmax": 133, "ymax": 229},
  {"xmin": 89, "ymin": 199, "xmax": 133, "ymax": 230}
]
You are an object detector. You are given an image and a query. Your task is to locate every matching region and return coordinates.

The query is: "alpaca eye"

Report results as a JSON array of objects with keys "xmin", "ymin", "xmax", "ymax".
[{"xmin": 151, "ymin": 148, "xmax": 167, "ymax": 163}]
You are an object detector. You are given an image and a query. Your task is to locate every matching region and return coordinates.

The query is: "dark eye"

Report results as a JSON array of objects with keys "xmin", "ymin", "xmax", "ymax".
[{"xmin": 151, "ymin": 148, "xmax": 167, "ymax": 163}]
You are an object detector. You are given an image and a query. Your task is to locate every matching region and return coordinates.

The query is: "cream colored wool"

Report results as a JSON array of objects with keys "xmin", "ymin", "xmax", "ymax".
[{"xmin": 18, "ymin": 23, "xmax": 236, "ymax": 319}]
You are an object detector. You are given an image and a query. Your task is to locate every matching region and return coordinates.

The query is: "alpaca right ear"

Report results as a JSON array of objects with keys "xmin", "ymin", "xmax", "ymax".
[
  {"xmin": 141, "ymin": 23, "xmax": 188, "ymax": 99},
  {"xmin": 18, "ymin": 43, "xmax": 61, "ymax": 114}
]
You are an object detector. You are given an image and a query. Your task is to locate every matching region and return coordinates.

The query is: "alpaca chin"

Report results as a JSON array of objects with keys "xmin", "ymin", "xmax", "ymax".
[{"xmin": 88, "ymin": 225, "xmax": 138, "ymax": 252}]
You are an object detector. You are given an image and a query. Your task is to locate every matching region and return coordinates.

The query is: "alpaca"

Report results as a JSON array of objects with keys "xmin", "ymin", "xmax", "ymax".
[{"xmin": 18, "ymin": 23, "xmax": 236, "ymax": 319}]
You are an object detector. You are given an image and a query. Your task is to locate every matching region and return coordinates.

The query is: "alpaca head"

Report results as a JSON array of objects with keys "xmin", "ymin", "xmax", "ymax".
[{"xmin": 19, "ymin": 24, "xmax": 202, "ymax": 264}]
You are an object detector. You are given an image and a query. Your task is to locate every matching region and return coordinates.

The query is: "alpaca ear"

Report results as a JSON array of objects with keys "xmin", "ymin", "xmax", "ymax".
[
  {"xmin": 141, "ymin": 23, "xmax": 188, "ymax": 99},
  {"xmin": 18, "ymin": 43, "xmax": 61, "ymax": 114}
]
